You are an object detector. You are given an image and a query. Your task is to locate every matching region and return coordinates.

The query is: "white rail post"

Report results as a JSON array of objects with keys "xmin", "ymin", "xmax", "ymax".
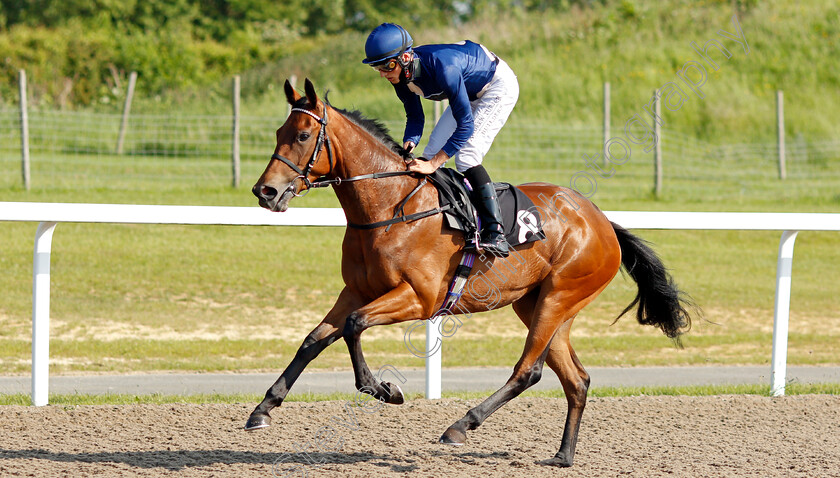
[
  {"xmin": 425, "ymin": 317, "xmax": 442, "ymax": 399},
  {"xmin": 32, "ymin": 222, "xmax": 57, "ymax": 406},
  {"xmin": 770, "ymin": 230, "xmax": 798, "ymax": 396}
]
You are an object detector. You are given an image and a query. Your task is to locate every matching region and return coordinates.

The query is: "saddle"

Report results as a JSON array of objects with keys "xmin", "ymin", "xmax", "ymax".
[{"xmin": 428, "ymin": 168, "xmax": 546, "ymax": 248}]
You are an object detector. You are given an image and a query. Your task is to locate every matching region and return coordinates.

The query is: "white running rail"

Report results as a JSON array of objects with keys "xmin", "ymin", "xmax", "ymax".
[{"xmin": 1, "ymin": 202, "xmax": 839, "ymax": 405}]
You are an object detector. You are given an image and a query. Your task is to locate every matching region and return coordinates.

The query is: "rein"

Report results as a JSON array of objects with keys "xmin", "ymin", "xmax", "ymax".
[
  {"xmin": 345, "ymin": 177, "xmax": 452, "ymax": 231},
  {"xmin": 273, "ymin": 105, "xmax": 449, "ymax": 231}
]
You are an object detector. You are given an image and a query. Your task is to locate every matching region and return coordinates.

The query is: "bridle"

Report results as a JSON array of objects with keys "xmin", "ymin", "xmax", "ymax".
[
  {"xmin": 271, "ymin": 104, "xmax": 449, "ymax": 230},
  {"xmin": 270, "ymin": 106, "xmax": 334, "ymax": 197},
  {"xmin": 271, "ymin": 105, "xmax": 413, "ymax": 197}
]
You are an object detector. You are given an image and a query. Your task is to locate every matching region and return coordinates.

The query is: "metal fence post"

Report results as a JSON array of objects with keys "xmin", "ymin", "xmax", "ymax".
[
  {"xmin": 232, "ymin": 75, "xmax": 241, "ymax": 188},
  {"xmin": 19, "ymin": 70, "xmax": 31, "ymax": 190},
  {"xmin": 603, "ymin": 82, "xmax": 610, "ymax": 167},
  {"xmin": 653, "ymin": 90, "xmax": 662, "ymax": 197},
  {"xmin": 777, "ymin": 90, "xmax": 786, "ymax": 180},
  {"xmin": 116, "ymin": 71, "xmax": 137, "ymax": 155}
]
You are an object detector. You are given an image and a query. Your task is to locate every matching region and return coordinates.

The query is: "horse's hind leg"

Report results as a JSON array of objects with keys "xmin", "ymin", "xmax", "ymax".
[
  {"xmin": 538, "ymin": 333, "xmax": 590, "ymax": 467},
  {"xmin": 512, "ymin": 289, "xmax": 593, "ymax": 467},
  {"xmin": 533, "ymin": 318, "xmax": 590, "ymax": 467}
]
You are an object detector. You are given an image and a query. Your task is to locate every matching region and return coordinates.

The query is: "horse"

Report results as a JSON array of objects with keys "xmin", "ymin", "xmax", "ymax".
[{"xmin": 249, "ymin": 78, "xmax": 695, "ymax": 467}]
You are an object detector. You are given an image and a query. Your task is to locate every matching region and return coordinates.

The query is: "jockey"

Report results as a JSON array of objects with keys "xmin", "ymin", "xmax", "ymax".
[{"xmin": 362, "ymin": 22, "xmax": 519, "ymax": 257}]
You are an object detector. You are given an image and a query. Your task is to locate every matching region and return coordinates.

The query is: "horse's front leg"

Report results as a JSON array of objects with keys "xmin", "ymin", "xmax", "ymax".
[
  {"xmin": 343, "ymin": 282, "xmax": 425, "ymax": 405},
  {"xmin": 245, "ymin": 288, "xmax": 362, "ymax": 430}
]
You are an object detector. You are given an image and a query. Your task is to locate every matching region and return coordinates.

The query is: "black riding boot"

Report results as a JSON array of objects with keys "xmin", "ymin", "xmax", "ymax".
[
  {"xmin": 473, "ymin": 182, "xmax": 509, "ymax": 257},
  {"xmin": 463, "ymin": 165, "xmax": 509, "ymax": 257}
]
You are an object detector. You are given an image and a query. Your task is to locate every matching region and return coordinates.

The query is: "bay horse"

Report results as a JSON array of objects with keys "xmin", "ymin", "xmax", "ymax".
[{"xmin": 249, "ymin": 78, "xmax": 695, "ymax": 467}]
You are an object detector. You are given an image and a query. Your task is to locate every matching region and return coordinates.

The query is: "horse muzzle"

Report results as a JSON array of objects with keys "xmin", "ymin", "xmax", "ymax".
[{"xmin": 252, "ymin": 182, "xmax": 296, "ymax": 212}]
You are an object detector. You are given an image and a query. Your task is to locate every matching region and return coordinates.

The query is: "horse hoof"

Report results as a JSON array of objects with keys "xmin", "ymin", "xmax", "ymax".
[
  {"xmin": 382, "ymin": 382, "xmax": 405, "ymax": 405},
  {"xmin": 244, "ymin": 413, "xmax": 271, "ymax": 430},
  {"xmin": 537, "ymin": 456, "xmax": 573, "ymax": 468},
  {"xmin": 438, "ymin": 427, "xmax": 466, "ymax": 446}
]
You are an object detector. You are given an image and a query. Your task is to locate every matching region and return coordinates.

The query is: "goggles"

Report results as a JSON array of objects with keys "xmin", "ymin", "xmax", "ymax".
[{"xmin": 372, "ymin": 58, "xmax": 399, "ymax": 73}]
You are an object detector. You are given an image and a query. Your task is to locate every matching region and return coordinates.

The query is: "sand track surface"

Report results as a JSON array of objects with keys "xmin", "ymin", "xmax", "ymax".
[{"xmin": 1, "ymin": 395, "xmax": 838, "ymax": 477}]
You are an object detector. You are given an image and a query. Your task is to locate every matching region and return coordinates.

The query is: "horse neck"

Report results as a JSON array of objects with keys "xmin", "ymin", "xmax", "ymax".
[{"xmin": 328, "ymin": 111, "xmax": 426, "ymax": 225}]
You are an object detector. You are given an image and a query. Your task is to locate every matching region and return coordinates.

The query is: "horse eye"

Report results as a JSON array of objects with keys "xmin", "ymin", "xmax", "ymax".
[{"xmin": 298, "ymin": 132, "xmax": 311, "ymax": 142}]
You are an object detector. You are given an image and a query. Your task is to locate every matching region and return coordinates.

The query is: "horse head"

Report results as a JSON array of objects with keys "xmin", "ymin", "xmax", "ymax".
[{"xmin": 253, "ymin": 78, "xmax": 335, "ymax": 212}]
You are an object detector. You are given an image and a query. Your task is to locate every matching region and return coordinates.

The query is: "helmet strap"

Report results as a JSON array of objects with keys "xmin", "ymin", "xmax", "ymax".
[{"xmin": 401, "ymin": 53, "xmax": 417, "ymax": 82}]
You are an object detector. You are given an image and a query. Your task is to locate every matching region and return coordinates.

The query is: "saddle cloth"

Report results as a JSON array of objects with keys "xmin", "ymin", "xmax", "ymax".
[{"xmin": 428, "ymin": 168, "xmax": 546, "ymax": 248}]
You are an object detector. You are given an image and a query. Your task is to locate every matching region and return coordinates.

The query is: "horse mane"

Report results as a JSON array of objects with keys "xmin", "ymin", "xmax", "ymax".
[{"xmin": 293, "ymin": 94, "xmax": 410, "ymax": 159}]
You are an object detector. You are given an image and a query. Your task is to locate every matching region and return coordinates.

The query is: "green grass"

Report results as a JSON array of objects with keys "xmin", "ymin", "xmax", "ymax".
[
  {"xmin": 1, "ymin": 0, "xmax": 839, "ymax": 377},
  {"xmin": 2, "ymin": 330, "xmax": 838, "ymax": 375},
  {"xmin": 191, "ymin": 0, "xmax": 840, "ymax": 147},
  {"xmin": 4, "ymin": 1, "xmax": 839, "ymax": 147},
  {"xmin": 2, "ymin": 383, "xmax": 838, "ymax": 406},
  {"xmin": 1, "ymin": 184, "xmax": 838, "ymax": 373},
  {"xmin": 3, "ymin": 0, "xmax": 840, "ymax": 149}
]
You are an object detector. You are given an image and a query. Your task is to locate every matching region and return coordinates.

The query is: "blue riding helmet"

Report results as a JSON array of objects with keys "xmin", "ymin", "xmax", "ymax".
[{"xmin": 362, "ymin": 23, "xmax": 413, "ymax": 65}]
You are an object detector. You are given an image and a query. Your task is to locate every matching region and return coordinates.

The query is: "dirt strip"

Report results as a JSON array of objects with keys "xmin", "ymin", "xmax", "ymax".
[{"xmin": 1, "ymin": 395, "xmax": 838, "ymax": 477}]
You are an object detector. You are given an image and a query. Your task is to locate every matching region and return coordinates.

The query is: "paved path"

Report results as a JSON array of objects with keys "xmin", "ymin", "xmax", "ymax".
[{"xmin": 1, "ymin": 366, "xmax": 839, "ymax": 396}]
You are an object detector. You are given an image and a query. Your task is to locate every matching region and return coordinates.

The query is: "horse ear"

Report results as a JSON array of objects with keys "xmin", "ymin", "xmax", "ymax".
[
  {"xmin": 304, "ymin": 78, "xmax": 318, "ymax": 107},
  {"xmin": 284, "ymin": 79, "xmax": 300, "ymax": 105}
]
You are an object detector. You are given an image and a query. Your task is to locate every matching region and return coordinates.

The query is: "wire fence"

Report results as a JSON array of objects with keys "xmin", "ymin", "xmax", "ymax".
[{"xmin": 1, "ymin": 108, "xmax": 839, "ymax": 197}]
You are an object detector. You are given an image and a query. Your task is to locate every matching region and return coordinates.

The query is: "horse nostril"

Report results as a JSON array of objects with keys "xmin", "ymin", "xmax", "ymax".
[{"xmin": 258, "ymin": 185, "xmax": 278, "ymax": 200}]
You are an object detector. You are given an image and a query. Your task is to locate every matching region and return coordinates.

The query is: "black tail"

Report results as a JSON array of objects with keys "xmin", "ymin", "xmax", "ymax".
[{"xmin": 611, "ymin": 222, "xmax": 696, "ymax": 345}]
